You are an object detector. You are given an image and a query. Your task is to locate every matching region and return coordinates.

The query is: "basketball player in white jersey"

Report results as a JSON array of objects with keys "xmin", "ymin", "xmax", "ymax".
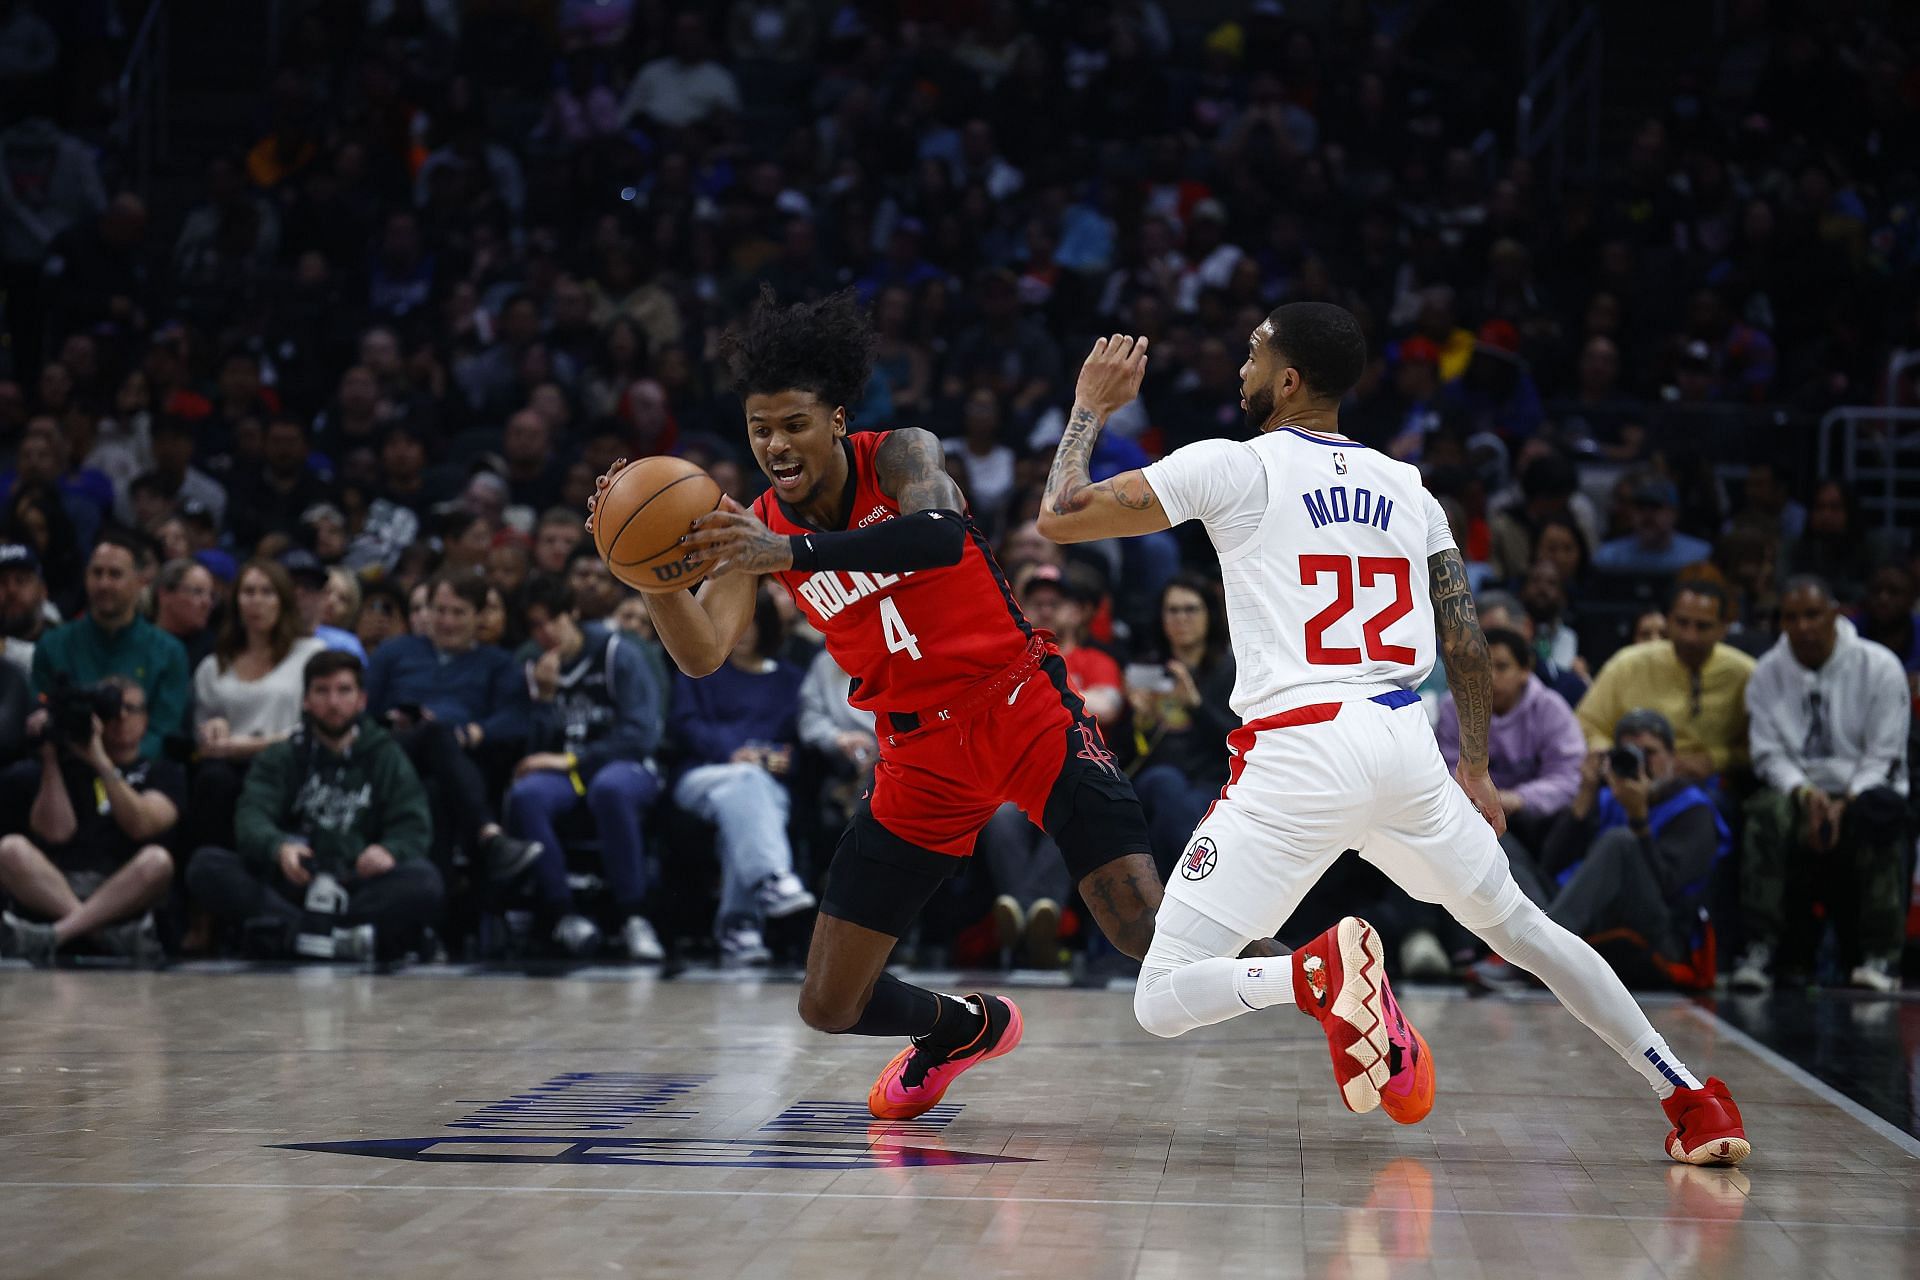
[{"xmin": 1036, "ymin": 305, "xmax": 1749, "ymax": 1165}]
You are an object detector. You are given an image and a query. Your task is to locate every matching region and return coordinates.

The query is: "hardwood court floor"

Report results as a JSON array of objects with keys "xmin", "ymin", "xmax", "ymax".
[{"xmin": 1, "ymin": 969, "xmax": 1915, "ymax": 1279}]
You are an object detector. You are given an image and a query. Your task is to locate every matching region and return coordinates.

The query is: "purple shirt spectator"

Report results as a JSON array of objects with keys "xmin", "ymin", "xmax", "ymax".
[{"xmin": 1434, "ymin": 674, "xmax": 1587, "ymax": 815}]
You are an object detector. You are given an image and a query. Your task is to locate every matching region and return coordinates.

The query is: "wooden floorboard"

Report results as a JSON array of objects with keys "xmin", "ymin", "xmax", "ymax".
[{"xmin": 0, "ymin": 970, "xmax": 1913, "ymax": 1278}]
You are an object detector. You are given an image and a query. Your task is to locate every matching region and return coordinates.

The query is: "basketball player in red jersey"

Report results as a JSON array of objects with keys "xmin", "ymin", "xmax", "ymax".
[{"xmin": 590, "ymin": 291, "xmax": 1251, "ymax": 1120}]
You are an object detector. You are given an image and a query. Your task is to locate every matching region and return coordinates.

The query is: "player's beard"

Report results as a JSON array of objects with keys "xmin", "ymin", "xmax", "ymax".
[{"xmin": 1245, "ymin": 383, "xmax": 1277, "ymax": 433}]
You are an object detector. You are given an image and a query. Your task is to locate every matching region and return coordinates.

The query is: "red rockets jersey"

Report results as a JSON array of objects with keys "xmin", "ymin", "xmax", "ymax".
[{"xmin": 753, "ymin": 430, "xmax": 1033, "ymax": 718}]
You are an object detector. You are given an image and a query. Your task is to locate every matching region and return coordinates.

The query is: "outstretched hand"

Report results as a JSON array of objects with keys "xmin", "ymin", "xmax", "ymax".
[{"xmin": 1073, "ymin": 334, "xmax": 1150, "ymax": 417}]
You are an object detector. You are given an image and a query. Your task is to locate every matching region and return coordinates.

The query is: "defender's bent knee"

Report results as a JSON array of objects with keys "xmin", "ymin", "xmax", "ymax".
[{"xmin": 797, "ymin": 986, "xmax": 863, "ymax": 1034}]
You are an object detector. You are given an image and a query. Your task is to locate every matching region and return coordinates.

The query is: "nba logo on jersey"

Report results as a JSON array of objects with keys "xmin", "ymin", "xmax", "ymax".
[
  {"xmin": 1180, "ymin": 838, "xmax": 1218, "ymax": 881},
  {"xmin": 1333, "ymin": 451, "xmax": 1347, "ymax": 475}
]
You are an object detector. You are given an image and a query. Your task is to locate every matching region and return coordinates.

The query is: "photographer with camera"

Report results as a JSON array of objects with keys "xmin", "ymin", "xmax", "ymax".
[
  {"xmin": 0, "ymin": 676, "xmax": 178, "ymax": 965},
  {"xmin": 1471, "ymin": 708, "xmax": 1728, "ymax": 991},
  {"xmin": 1732, "ymin": 576, "xmax": 1911, "ymax": 993},
  {"xmin": 186, "ymin": 651, "xmax": 443, "ymax": 961},
  {"xmin": 28, "ymin": 531, "xmax": 188, "ymax": 761}
]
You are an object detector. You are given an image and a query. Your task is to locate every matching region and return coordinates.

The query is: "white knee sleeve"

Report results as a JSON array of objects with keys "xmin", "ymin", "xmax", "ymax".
[
  {"xmin": 1447, "ymin": 860, "xmax": 1528, "ymax": 933},
  {"xmin": 1134, "ymin": 900, "xmax": 1261, "ymax": 1038}
]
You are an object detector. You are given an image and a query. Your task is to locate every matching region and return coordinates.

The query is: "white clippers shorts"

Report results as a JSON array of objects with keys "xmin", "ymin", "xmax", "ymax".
[{"xmin": 1165, "ymin": 689, "xmax": 1503, "ymax": 940}]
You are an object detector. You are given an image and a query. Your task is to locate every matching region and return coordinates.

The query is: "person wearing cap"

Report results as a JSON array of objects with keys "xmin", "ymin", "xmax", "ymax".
[
  {"xmin": 29, "ymin": 530, "xmax": 189, "ymax": 760},
  {"xmin": 0, "ymin": 541, "xmax": 55, "ymax": 674},
  {"xmin": 1471, "ymin": 707, "xmax": 1730, "ymax": 993},
  {"xmin": 279, "ymin": 549, "xmax": 368, "ymax": 664},
  {"xmin": 1593, "ymin": 473, "xmax": 1713, "ymax": 576},
  {"xmin": 1016, "ymin": 563, "xmax": 1122, "ymax": 729},
  {"xmin": 127, "ymin": 415, "xmax": 227, "ymax": 530},
  {"xmin": 1732, "ymin": 575, "xmax": 1911, "ymax": 994},
  {"xmin": 152, "ymin": 557, "xmax": 219, "ymax": 672},
  {"xmin": 1577, "ymin": 580, "xmax": 1755, "ymax": 782}
]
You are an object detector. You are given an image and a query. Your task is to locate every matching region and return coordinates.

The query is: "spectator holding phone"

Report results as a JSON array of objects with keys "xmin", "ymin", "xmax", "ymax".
[
  {"xmin": 1126, "ymin": 573, "xmax": 1236, "ymax": 875},
  {"xmin": 187, "ymin": 651, "xmax": 443, "ymax": 960},
  {"xmin": 1732, "ymin": 576, "xmax": 1911, "ymax": 993}
]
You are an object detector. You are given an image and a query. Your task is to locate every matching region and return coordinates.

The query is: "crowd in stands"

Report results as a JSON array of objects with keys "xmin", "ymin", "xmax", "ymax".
[{"xmin": 0, "ymin": 1, "xmax": 1915, "ymax": 984}]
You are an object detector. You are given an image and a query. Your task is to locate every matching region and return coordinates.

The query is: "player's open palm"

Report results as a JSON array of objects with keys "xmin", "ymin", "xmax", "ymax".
[{"xmin": 1074, "ymin": 334, "xmax": 1150, "ymax": 415}]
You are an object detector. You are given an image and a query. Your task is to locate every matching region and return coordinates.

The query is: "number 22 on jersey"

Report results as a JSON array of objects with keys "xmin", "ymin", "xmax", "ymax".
[
  {"xmin": 1299, "ymin": 554, "xmax": 1415, "ymax": 665},
  {"xmin": 879, "ymin": 596, "xmax": 923, "ymax": 661}
]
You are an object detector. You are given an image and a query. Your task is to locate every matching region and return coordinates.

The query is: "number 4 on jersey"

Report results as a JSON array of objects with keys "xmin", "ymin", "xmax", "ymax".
[{"xmin": 879, "ymin": 596, "xmax": 922, "ymax": 660}]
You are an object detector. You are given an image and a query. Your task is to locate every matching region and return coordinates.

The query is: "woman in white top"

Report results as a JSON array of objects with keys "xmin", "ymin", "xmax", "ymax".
[{"xmin": 188, "ymin": 560, "xmax": 327, "ymax": 850}]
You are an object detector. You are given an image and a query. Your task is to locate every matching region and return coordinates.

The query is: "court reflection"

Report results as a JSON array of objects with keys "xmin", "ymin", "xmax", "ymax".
[{"xmin": 1312, "ymin": 1157, "xmax": 1434, "ymax": 1279}]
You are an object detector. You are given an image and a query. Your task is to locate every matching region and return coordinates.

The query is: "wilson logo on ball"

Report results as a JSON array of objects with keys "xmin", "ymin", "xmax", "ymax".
[{"xmin": 652, "ymin": 557, "xmax": 695, "ymax": 582}]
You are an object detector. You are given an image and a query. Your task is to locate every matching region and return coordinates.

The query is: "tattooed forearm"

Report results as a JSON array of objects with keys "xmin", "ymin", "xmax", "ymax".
[
  {"xmin": 1430, "ymin": 547, "xmax": 1492, "ymax": 770},
  {"xmin": 876, "ymin": 426, "xmax": 966, "ymax": 514},
  {"xmin": 1044, "ymin": 405, "xmax": 1103, "ymax": 516}
]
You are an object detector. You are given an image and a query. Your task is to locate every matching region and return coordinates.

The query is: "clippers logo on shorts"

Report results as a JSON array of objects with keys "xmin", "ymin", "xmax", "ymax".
[{"xmin": 1180, "ymin": 836, "xmax": 1218, "ymax": 880}]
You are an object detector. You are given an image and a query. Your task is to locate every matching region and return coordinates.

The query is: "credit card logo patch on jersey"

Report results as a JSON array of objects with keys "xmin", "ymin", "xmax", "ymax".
[{"xmin": 1180, "ymin": 837, "xmax": 1218, "ymax": 881}]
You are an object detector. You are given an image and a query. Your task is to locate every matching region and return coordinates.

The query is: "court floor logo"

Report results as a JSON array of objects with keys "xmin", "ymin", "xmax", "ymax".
[
  {"xmin": 1181, "ymin": 836, "xmax": 1218, "ymax": 880},
  {"xmin": 276, "ymin": 1135, "xmax": 1032, "ymax": 1170}
]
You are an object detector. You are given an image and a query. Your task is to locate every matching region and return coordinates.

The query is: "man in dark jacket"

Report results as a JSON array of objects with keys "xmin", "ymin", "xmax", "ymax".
[
  {"xmin": 506, "ymin": 578, "xmax": 667, "ymax": 961},
  {"xmin": 186, "ymin": 651, "xmax": 443, "ymax": 960},
  {"xmin": 365, "ymin": 572, "xmax": 539, "ymax": 884}
]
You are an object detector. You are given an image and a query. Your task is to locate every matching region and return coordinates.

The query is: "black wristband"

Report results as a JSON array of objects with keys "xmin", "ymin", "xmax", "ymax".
[{"xmin": 789, "ymin": 534, "xmax": 819, "ymax": 574}]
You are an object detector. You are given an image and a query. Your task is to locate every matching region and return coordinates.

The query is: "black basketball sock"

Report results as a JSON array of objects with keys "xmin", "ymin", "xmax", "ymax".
[
  {"xmin": 844, "ymin": 971, "xmax": 944, "ymax": 1038},
  {"xmin": 913, "ymin": 993, "xmax": 988, "ymax": 1058}
]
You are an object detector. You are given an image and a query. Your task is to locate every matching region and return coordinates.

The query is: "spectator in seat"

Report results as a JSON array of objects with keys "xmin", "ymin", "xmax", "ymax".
[
  {"xmin": 187, "ymin": 651, "xmax": 443, "ymax": 961},
  {"xmin": 30, "ymin": 531, "xmax": 189, "ymax": 760},
  {"xmin": 355, "ymin": 580, "xmax": 409, "ymax": 656},
  {"xmin": 1784, "ymin": 480, "xmax": 1877, "ymax": 605},
  {"xmin": 1126, "ymin": 574, "xmax": 1236, "ymax": 876},
  {"xmin": 0, "ymin": 540, "xmax": 55, "ymax": 673},
  {"xmin": 1472, "ymin": 709, "xmax": 1729, "ymax": 990},
  {"xmin": 365, "ymin": 573, "xmax": 541, "ymax": 886},
  {"xmin": 1593, "ymin": 475, "xmax": 1712, "ymax": 576},
  {"xmin": 505, "ymin": 578, "xmax": 667, "ymax": 962},
  {"xmin": 1018, "ymin": 563, "xmax": 1122, "ymax": 728},
  {"xmin": 281, "ymin": 549, "xmax": 369, "ymax": 662},
  {"xmin": 1855, "ymin": 563, "xmax": 1920, "ymax": 687},
  {"xmin": 152, "ymin": 557, "xmax": 219, "ymax": 672},
  {"xmin": 0, "ymin": 676, "xmax": 177, "ymax": 966},
  {"xmin": 1732, "ymin": 576, "xmax": 1912, "ymax": 993},
  {"xmin": 190, "ymin": 560, "xmax": 327, "ymax": 850},
  {"xmin": 1435, "ymin": 627, "xmax": 1586, "ymax": 837},
  {"xmin": 618, "ymin": 12, "xmax": 743, "ymax": 131},
  {"xmin": 1478, "ymin": 588, "xmax": 1587, "ymax": 706},
  {"xmin": 1577, "ymin": 582, "xmax": 1754, "ymax": 782},
  {"xmin": 669, "ymin": 591, "xmax": 815, "ymax": 965},
  {"xmin": 797, "ymin": 645, "xmax": 876, "ymax": 833},
  {"xmin": 533, "ymin": 506, "xmax": 586, "ymax": 579}
]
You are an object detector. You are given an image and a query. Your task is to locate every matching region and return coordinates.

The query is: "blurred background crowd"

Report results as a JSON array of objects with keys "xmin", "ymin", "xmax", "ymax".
[{"xmin": 0, "ymin": 0, "xmax": 1916, "ymax": 984}]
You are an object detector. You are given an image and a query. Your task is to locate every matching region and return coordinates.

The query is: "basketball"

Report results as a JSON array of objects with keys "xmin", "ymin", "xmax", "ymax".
[{"xmin": 593, "ymin": 456, "xmax": 723, "ymax": 594}]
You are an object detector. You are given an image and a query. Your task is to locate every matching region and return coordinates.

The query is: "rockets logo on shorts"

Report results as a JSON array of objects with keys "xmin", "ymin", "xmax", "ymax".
[{"xmin": 1180, "ymin": 837, "xmax": 1218, "ymax": 881}]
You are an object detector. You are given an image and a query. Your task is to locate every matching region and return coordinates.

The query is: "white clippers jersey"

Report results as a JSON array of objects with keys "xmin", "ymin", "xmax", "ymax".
[{"xmin": 1143, "ymin": 426, "xmax": 1456, "ymax": 723}]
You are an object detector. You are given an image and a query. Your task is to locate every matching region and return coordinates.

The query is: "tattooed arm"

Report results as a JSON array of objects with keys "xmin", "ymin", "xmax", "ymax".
[
  {"xmin": 874, "ymin": 426, "xmax": 966, "ymax": 515},
  {"xmin": 1431, "ymin": 546, "xmax": 1506, "ymax": 834},
  {"xmin": 1036, "ymin": 335, "xmax": 1173, "ymax": 544}
]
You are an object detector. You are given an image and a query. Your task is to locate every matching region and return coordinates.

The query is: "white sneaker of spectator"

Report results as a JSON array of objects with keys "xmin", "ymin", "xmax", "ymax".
[
  {"xmin": 1849, "ymin": 956, "xmax": 1901, "ymax": 993},
  {"xmin": 1728, "ymin": 943, "xmax": 1772, "ymax": 993},
  {"xmin": 756, "ymin": 873, "xmax": 816, "ymax": 919},
  {"xmin": 622, "ymin": 915, "xmax": 664, "ymax": 964},
  {"xmin": 719, "ymin": 922, "xmax": 771, "ymax": 965},
  {"xmin": 552, "ymin": 914, "xmax": 602, "ymax": 958},
  {"xmin": 1399, "ymin": 929, "xmax": 1451, "ymax": 981}
]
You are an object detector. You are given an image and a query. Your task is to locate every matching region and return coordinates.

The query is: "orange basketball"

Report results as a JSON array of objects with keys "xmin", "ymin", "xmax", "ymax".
[{"xmin": 592, "ymin": 456, "xmax": 723, "ymax": 594}]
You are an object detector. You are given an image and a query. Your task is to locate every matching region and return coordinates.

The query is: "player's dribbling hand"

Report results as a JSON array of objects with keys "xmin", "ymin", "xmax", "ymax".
[
  {"xmin": 684, "ymin": 495, "xmax": 793, "ymax": 576},
  {"xmin": 584, "ymin": 457, "xmax": 630, "ymax": 534},
  {"xmin": 1073, "ymin": 334, "xmax": 1150, "ymax": 416},
  {"xmin": 1455, "ymin": 759, "xmax": 1508, "ymax": 836}
]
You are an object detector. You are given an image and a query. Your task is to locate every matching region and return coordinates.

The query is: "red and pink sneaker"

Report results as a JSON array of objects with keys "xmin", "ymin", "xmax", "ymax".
[
  {"xmin": 1294, "ymin": 917, "xmax": 1436, "ymax": 1123},
  {"xmin": 1661, "ymin": 1076, "xmax": 1751, "ymax": 1165},
  {"xmin": 867, "ymin": 994, "xmax": 1024, "ymax": 1121}
]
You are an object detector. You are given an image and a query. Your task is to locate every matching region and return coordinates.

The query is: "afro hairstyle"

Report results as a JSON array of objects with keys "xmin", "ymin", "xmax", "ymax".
[{"xmin": 719, "ymin": 285, "xmax": 877, "ymax": 413}]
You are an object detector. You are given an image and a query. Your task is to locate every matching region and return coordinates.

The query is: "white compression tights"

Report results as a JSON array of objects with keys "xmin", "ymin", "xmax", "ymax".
[{"xmin": 1135, "ymin": 863, "xmax": 1702, "ymax": 1097}]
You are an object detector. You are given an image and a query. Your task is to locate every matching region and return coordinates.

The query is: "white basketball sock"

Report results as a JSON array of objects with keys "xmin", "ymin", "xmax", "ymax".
[
  {"xmin": 1459, "ymin": 877, "xmax": 1703, "ymax": 1098},
  {"xmin": 1135, "ymin": 900, "xmax": 1289, "ymax": 1038}
]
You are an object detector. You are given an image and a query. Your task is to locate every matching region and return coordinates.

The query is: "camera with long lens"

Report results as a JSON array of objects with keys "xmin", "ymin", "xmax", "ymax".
[{"xmin": 41, "ymin": 676, "xmax": 124, "ymax": 750}]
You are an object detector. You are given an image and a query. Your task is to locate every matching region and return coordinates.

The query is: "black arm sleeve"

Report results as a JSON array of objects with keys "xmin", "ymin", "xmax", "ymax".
[{"xmin": 788, "ymin": 509, "xmax": 966, "ymax": 575}]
